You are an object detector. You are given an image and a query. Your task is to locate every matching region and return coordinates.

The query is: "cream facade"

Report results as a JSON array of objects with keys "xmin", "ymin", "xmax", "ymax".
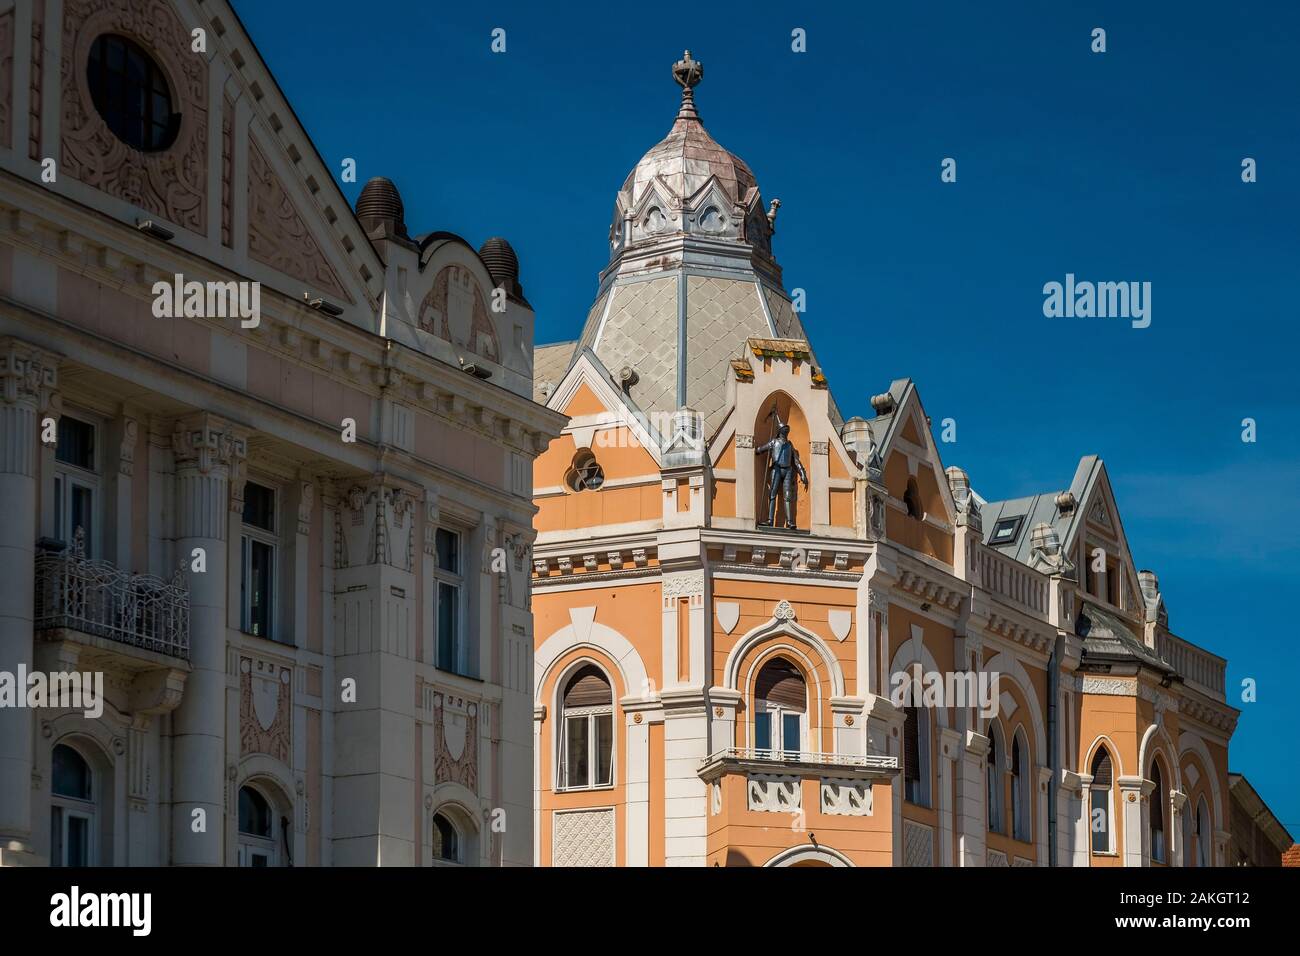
[
  {"xmin": 0, "ymin": 0, "xmax": 563, "ymax": 866},
  {"xmin": 531, "ymin": 53, "xmax": 1239, "ymax": 867}
]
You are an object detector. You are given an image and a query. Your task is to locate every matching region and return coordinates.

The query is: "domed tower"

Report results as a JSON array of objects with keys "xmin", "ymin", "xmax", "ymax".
[{"xmin": 563, "ymin": 51, "xmax": 832, "ymax": 437}]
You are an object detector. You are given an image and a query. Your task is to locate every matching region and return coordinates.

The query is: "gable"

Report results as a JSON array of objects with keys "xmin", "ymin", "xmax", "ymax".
[
  {"xmin": 7, "ymin": 0, "xmax": 383, "ymax": 326},
  {"xmin": 562, "ymin": 381, "xmax": 607, "ymax": 418}
]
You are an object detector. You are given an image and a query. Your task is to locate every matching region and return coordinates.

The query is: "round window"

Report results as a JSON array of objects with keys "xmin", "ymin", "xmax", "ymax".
[
  {"xmin": 86, "ymin": 34, "xmax": 178, "ymax": 152},
  {"xmin": 565, "ymin": 450, "xmax": 605, "ymax": 492}
]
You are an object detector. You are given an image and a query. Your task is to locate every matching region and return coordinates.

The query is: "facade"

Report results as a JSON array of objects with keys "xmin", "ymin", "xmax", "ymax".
[
  {"xmin": 531, "ymin": 52, "xmax": 1240, "ymax": 867},
  {"xmin": 1227, "ymin": 773, "xmax": 1293, "ymax": 866},
  {"xmin": 0, "ymin": 0, "xmax": 563, "ymax": 866}
]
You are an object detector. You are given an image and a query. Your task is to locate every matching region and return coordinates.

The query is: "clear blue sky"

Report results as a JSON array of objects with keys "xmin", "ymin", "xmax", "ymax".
[{"xmin": 233, "ymin": 0, "xmax": 1300, "ymax": 838}]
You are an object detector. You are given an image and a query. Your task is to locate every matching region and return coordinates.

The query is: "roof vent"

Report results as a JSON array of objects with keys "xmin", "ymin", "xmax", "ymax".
[
  {"xmin": 618, "ymin": 366, "xmax": 638, "ymax": 392},
  {"xmin": 870, "ymin": 393, "xmax": 896, "ymax": 415},
  {"xmin": 1055, "ymin": 491, "xmax": 1077, "ymax": 516}
]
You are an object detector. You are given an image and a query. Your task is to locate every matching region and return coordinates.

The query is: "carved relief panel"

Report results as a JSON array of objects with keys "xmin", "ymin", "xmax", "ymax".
[
  {"xmin": 239, "ymin": 656, "xmax": 291, "ymax": 763},
  {"xmin": 418, "ymin": 264, "xmax": 500, "ymax": 362},
  {"xmin": 335, "ymin": 482, "xmax": 415, "ymax": 571},
  {"xmin": 60, "ymin": 0, "xmax": 208, "ymax": 233},
  {"xmin": 432, "ymin": 693, "xmax": 478, "ymax": 790}
]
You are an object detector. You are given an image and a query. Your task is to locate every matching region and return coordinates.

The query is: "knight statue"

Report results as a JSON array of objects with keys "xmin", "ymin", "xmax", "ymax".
[{"xmin": 755, "ymin": 410, "xmax": 808, "ymax": 530}]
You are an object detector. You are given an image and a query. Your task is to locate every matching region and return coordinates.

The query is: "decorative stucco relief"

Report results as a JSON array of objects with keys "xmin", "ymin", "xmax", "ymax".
[
  {"xmin": 418, "ymin": 264, "xmax": 500, "ymax": 362},
  {"xmin": 335, "ymin": 483, "xmax": 414, "ymax": 570},
  {"xmin": 433, "ymin": 694, "xmax": 478, "ymax": 789},
  {"xmin": 247, "ymin": 137, "xmax": 349, "ymax": 300},
  {"xmin": 239, "ymin": 656, "xmax": 292, "ymax": 763},
  {"xmin": 60, "ymin": 0, "xmax": 207, "ymax": 232}
]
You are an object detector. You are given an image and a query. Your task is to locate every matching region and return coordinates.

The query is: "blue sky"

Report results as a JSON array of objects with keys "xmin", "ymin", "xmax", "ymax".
[{"xmin": 234, "ymin": 0, "xmax": 1300, "ymax": 836}]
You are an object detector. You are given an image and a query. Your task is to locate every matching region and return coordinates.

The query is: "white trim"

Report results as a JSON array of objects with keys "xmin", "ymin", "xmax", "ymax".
[
  {"xmin": 765, "ymin": 843, "xmax": 855, "ymax": 867},
  {"xmin": 722, "ymin": 614, "xmax": 846, "ymax": 698}
]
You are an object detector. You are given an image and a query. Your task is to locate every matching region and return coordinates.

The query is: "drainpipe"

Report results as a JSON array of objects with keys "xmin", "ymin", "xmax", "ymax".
[{"xmin": 1047, "ymin": 638, "xmax": 1059, "ymax": 867}]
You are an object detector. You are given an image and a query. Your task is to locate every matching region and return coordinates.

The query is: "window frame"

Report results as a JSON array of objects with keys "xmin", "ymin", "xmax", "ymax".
[
  {"xmin": 989, "ymin": 515, "xmax": 1025, "ymax": 547},
  {"xmin": 51, "ymin": 412, "xmax": 103, "ymax": 560},
  {"xmin": 433, "ymin": 525, "xmax": 471, "ymax": 676},
  {"xmin": 1011, "ymin": 730, "xmax": 1031, "ymax": 842},
  {"xmin": 1089, "ymin": 748, "xmax": 1116, "ymax": 856},
  {"xmin": 236, "ymin": 784, "xmax": 278, "ymax": 867},
  {"xmin": 86, "ymin": 33, "xmax": 179, "ymax": 153},
  {"xmin": 1149, "ymin": 760, "xmax": 1167, "ymax": 864},
  {"xmin": 239, "ymin": 480, "xmax": 280, "ymax": 642},
  {"xmin": 431, "ymin": 810, "xmax": 463, "ymax": 865},
  {"xmin": 557, "ymin": 664, "xmax": 615, "ymax": 792},
  {"xmin": 49, "ymin": 743, "xmax": 96, "ymax": 867},
  {"xmin": 986, "ymin": 722, "xmax": 1005, "ymax": 834},
  {"xmin": 903, "ymin": 703, "xmax": 931, "ymax": 807}
]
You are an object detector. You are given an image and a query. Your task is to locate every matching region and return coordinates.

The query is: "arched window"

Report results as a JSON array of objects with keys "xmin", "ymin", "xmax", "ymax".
[
  {"xmin": 432, "ymin": 811, "xmax": 461, "ymax": 864},
  {"xmin": 903, "ymin": 477, "xmax": 923, "ymax": 519},
  {"xmin": 1183, "ymin": 792, "xmax": 1196, "ymax": 867},
  {"xmin": 50, "ymin": 744, "xmax": 95, "ymax": 867},
  {"xmin": 754, "ymin": 658, "xmax": 806, "ymax": 759},
  {"xmin": 1089, "ymin": 748, "xmax": 1114, "ymax": 854},
  {"xmin": 564, "ymin": 450, "xmax": 605, "ymax": 492},
  {"xmin": 559, "ymin": 664, "xmax": 613, "ymax": 790},
  {"xmin": 86, "ymin": 34, "xmax": 178, "ymax": 152},
  {"xmin": 903, "ymin": 704, "xmax": 930, "ymax": 806},
  {"xmin": 237, "ymin": 785, "xmax": 279, "ymax": 867},
  {"xmin": 986, "ymin": 723, "xmax": 1004, "ymax": 833},
  {"xmin": 1195, "ymin": 797, "xmax": 1211, "ymax": 867},
  {"xmin": 1149, "ymin": 761, "xmax": 1166, "ymax": 863},
  {"xmin": 1011, "ymin": 731, "xmax": 1031, "ymax": 842}
]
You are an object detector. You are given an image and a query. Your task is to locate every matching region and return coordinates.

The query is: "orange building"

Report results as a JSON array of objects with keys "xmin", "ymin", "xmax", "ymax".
[{"xmin": 529, "ymin": 52, "xmax": 1238, "ymax": 867}]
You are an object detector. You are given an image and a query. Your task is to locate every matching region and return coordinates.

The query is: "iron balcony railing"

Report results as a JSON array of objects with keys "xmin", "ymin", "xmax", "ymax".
[{"xmin": 34, "ymin": 530, "xmax": 190, "ymax": 661}]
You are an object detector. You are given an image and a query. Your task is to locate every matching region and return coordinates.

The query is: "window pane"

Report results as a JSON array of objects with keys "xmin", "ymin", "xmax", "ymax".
[
  {"xmin": 754, "ymin": 712, "xmax": 771, "ymax": 753},
  {"xmin": 782, "ymin": 713, "xmax": 801, "ymax": 756},
  {"xmin": 52, "ymin": 744, "xmax": 92, "ymax": 800},
  {"xmin": 565, "ymin": 716, "xmax": 589, "ymax": 788},
  {"xmin": 436, "ymin": 528, "xmax": 459, "ymax": 573},
  {"xmin": 245, "ymin": 538, "xmax": 274, "ymax": 638},
  {"xmin": 242, "ymin": 482, "xmax": 276, "ymax": 532},
  {"xmin": 1091, "ymin": 790, "xmax": 1109, "ymax": 852},
  {"xmin": 595, "ymin": 713, "xmax": 613, "ymax": 785},
  {"xmin": 54, "ymin": 476, "xmax": 63, "ymax": 541},
  {"xmin": 238, "ymin": 787, "xmax": 272, "ymax": 837},
  {"xmin": 250, "ymin": 853, "xmax": 269, "ymax": 868},
  {"xmin": 437, "ymin": 582, "xmax": 459, "ymax": 671},
  {"xmin": 66, "ymin": 815, "xmax": 89, "ymax": 866},
  {"xmin": 56, "ymin": 417, "xmax": 95, "ymax": 470},
  {"xmin": 71, "ymin": 486, "xmax": 93, "ymax": 553}
]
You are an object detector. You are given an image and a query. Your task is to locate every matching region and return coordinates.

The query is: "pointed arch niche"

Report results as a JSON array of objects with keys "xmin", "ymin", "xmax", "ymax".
[{"xmin": 752, "ymin": 391, "xmax": 810, "ymax": 529}]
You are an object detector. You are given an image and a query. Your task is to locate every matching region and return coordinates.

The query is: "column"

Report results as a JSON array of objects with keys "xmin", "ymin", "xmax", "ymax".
[
  {"xmin": 1118, "ymin": 774, "xmax": 1147, "ymax": 867},
  {"xmin": 169, "ymin": 413, "xmax": 246, "ymax": 865},
  {"xmin": 0, "ymin": 339, "xmax": 59, "ymax": 865}
]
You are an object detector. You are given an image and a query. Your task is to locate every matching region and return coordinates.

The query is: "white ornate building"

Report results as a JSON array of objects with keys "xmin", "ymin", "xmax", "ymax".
[{"xmin": 0, "ymin": 0, "xmax": 562, "ymax": 866}]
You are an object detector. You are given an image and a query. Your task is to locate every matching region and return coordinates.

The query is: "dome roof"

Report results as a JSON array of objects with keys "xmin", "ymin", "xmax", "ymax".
[
  {"xmin": 478, "ymin": 236, "xmax": 519, "ymax": 285},
  {"xmin": 615, "ymin": 52, "xmax": 761, "ymax": 228},
  {"xmin": 356, "ymin": 177, "xmax": 407, "ymax": 238}
]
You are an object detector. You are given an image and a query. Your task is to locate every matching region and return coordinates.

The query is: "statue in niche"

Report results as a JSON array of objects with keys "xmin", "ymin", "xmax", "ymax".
[{"xmin": 756, "ymin": 409, "xmax": 808, "ymax": 530}]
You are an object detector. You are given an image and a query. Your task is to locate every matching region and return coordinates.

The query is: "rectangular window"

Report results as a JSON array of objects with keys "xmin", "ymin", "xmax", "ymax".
[
  {"xmin": 1090, "ymin": 789, "xmax": 1111, "ymax": 853},
  {"xmin": 564, "ymin": 716, "xmax": 589, "ymax": 789},
  {"xmin": 754, "ymin": 712, "xmax": 772, "ymax": 752},
  {"xmin": 561, "ymin": 710, "xmax": 613, "ymax": 790},
  {"xmin": 782, "ymin": 713, "xmax": 801, "ymax": 759},
  {"xmin": 434, "ymin": 528, "xmax": 467, "ymax": 675},
  {"xmin": 594, "ymin": 713, "xmax": 613, "ymax": 786},
  {"xmin": 52, "ymin": 416, "xmax": 101, "ymax": 558},
  {"xmin": 240, "ymin": 481, "xmax": 278, "ymax": 641}
]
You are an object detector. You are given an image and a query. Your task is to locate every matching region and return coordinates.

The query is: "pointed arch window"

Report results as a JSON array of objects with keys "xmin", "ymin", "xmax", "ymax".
[
  {"xmin": 559, "ymin": 664, "xmax": 614, "ymax": 790},
  {"xmin": 754, "ymin": 658, "xmax": 806, "ymax": 759},
  {"xmin": 903, "ymin": 705, "xmax": 931, "ymax": 806},
  {"xmin": 1195, "ymin": 797, "xmax": 1211, "ymax": 867},
  {"xmin": 432, "ymin": 811, "xmax": 461, "ymax": 864},
  {"xmin": 1150, "ymin": 761, "xmax": 1167, "ymax": 863},
  {"xmin": 1090, "ymin": 748, "xmax": 1115, "ymax": 854},
  {"xmin": 986, "ymin": 723, "xmax": 1004, "ymax": 833},
  {"xmin": 1011, "ymin": 732, "xmax": 1031, "ymax": 841}
]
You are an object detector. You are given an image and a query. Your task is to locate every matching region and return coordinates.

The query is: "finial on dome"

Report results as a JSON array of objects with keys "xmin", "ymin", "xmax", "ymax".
[{"xmin": 672, "ymin": 50, "xmax": 703, "ymax": 121}]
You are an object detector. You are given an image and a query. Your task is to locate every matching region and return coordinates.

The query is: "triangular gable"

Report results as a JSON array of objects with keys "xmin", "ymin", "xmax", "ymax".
[
  {"xmin": 1062, "ymin": 458, "xmax": 1143, "ymax": 611},
  {"xmin": 873, "ymin": 379, "xmax": 957, "ymax": 525},
  {"xmin": 548, "ymin": 348, "xmax": 664, "ymax": 467}
]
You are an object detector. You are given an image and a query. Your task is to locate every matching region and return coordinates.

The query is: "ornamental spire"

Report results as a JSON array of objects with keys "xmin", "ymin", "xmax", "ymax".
[{"xmin": 672, "ymin": 50, "xmax": 703, "ymax": 122}]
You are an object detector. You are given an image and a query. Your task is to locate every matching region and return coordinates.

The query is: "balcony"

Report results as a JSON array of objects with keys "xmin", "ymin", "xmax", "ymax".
[
  {"xmin": 1156, "ymin": 631, "xmax": 1226, "ymax": 701},
  {"xmin": 699, "ymin": 748, "xmax": 899, "ymax": 867},
  {"xmin": 977, "ymin": 545, "xmax": 1049, "ymax": 616},
  {"xmin": 35, "ymin": 531, "xmax": 190, "ymax": 662}
]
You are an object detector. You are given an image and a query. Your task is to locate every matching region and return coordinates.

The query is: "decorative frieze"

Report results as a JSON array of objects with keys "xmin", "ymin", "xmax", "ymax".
[
  {"xmin": 239, "ymin": 656, "xmax": 292, "ymax": 763},
  {"xmin": 747, "ymin": 774, "xmax": 800, "ymax": 813},
  {"xmin": 820, "ymin": 778, "xmax": 872, "ymax": 816}
]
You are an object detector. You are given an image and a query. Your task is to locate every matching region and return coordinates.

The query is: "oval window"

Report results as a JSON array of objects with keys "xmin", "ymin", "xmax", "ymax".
[{"xmin": 87, "ymin": 34, "xmax": 179, "ymax": 152}]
